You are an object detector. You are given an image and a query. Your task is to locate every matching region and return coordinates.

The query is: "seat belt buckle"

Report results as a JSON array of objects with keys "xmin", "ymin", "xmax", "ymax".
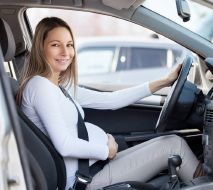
[{"xmin": 72, "ymin": 171, "xmax": 92, "ymax": 190}]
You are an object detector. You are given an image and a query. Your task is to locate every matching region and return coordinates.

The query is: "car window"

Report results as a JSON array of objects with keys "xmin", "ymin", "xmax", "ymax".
[
  {"xmin": 26, "ymin": 8, "xmax": 198, "ymax": 85},
  {"xmin": 77, "ymin": 47, "xmax": 115, "ymax": 76},
  {"xmin": 130, "ymin": 48, "xmax": 167, "ymax": 69}
]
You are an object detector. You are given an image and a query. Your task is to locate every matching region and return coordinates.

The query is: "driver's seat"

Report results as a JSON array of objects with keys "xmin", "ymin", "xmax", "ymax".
[
  {"xmin": 1, "ymin": 16, "xmax": 170, "ymax": 190},
  {"xmin": 9, "ymin": 76, "xmax": 170, "ymax": 189}
]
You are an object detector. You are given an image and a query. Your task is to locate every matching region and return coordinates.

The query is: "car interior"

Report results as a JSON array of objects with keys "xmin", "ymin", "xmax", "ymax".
[{"xmin": 1, "ymin": 0, "xmax": 213, "ymax": 190}]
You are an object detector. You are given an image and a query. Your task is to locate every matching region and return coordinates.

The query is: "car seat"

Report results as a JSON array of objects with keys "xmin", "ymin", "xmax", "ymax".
[{"xmin": 0, "ymin": 17, "xmax": 170, "ymax": 190}]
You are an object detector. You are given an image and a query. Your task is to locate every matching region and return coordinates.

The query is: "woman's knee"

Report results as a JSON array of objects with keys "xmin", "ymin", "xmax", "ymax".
[
  {"xmin": 161, "ymin": 135, "xmax": 184, "ymax": 151},
  {"xmin": 168, "ymin": 135, "xmax": 188, "ymax": 147},
  {"xmin": 162, "ymin": 135, "xmax": 190, "ymax": 157},
  {"xmin": 161, "ymin": 135, "xmax": 183, "ymax": 143}
]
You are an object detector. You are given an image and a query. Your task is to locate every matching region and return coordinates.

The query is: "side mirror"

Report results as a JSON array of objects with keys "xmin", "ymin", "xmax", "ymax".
[{"xmin": 176, "ymin": 0, "xmax": 191, "ymax": 22}]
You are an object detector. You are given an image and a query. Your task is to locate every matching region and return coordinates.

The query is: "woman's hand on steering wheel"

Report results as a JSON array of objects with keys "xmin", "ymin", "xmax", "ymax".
[
  {"xmin": 164, "ymin": 63, "xmax": 182, "ymax": 87},
  {"xmin": 107, "ymin": 134, "xmax": 118, "ymax": 160},
  {"xmin": 155, "ymin": 56, "xmax": 193, "ymax": 133},
  {"xmin": 149, "ymin": 63, "xmax": 182, "ymax": 94}
]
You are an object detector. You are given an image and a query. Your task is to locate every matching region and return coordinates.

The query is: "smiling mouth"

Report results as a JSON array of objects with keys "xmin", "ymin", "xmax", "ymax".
[{"xmin": 55, "ymin": 59, "xmax": 69, "ymax": 63}]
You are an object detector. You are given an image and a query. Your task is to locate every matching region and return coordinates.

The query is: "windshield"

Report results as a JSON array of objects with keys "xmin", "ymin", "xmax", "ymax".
[{"xmin": 143, "ymin": 0, "xmax": 213, "ymax": 42}]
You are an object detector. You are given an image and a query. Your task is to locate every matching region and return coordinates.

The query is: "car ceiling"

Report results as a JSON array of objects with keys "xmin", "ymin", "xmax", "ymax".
[{"xmin": 0, "ymin": 0, "xmax": 213, "ymax": 59}]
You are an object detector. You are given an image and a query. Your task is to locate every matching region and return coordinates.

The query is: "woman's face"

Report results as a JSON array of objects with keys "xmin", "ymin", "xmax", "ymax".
[{"xmin": 43, "ymin": 27, "xmax": 74, "ymax": 76}]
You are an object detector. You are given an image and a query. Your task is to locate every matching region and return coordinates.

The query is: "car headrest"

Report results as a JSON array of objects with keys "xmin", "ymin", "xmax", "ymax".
[
  {"xmin": 8, "ymin": 77, "xmax": 19, "ymax": 97},
  {"xmin": 0, "ymin": 18, "xmax": 16, "ymax": 62}
]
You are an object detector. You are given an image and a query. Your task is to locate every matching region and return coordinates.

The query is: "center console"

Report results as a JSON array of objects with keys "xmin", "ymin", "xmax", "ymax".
[
  {"xmin": 202, "ymin": 99, "xmax": 213, "ymax": 178},
  {"xmin": 180, "ymin": 90, "xmax": 213, "ymax": 189}
]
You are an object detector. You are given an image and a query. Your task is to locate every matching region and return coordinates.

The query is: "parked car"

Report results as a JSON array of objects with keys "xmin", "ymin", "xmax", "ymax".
[
  {"xmin": 76, "ymin": 37, "xmax": 197, "ymax": 84},
  {"xmin": 1, "ymin": 0, "xmax": 213, "ymax": 190}
]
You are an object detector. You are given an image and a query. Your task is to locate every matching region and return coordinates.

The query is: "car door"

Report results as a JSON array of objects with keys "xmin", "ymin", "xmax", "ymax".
[{"xmin": 81, "ymin": 82, "xmax": 202, "ymax": 157}]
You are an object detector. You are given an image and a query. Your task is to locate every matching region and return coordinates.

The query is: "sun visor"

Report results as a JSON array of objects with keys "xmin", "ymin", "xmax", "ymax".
[{"xmin": 102, "ymin": 0, "xmax": 146, "ymax": 10}]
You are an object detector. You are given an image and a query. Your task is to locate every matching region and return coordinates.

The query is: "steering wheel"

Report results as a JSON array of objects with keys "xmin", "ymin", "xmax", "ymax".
[{"xmin": 155, "ymin": 56, "xmax": 193, "ymax": 133}]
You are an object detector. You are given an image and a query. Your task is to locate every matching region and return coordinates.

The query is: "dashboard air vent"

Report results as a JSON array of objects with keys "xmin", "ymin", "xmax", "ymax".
[{"xmin": 205, "ymin": 110, "xmax": 213, "ymax": 123}]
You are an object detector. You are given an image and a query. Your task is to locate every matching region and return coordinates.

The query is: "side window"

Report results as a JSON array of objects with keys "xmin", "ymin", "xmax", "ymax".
[
  {"xmin": 130, "ymin": 48, "xmax": 167, "ymax": 69},
  {"xmin": 26, "ymin": 8, "xmax": 197, "ymax": 84},
  {"xmin": 77, "ymin": 47, "xmax": 116, "ymax": 76}
]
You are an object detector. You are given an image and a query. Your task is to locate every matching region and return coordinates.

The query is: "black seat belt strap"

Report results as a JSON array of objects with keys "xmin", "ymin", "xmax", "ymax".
[
  {"xmin": 60, "ymin": 87, "xmax": 91, "ymax": 190},
  {"xmin": 60, "ymin": 87, "xmax": 110, "ymax": 189}
]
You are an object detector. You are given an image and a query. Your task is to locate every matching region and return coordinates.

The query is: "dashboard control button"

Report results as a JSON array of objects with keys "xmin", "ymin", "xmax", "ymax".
[{"xmin": 196, "ymin": 104, "xmax": 205, "ymax": 115}]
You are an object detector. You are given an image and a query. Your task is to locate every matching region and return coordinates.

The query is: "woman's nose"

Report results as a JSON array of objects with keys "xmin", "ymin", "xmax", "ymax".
[{"xmin": 61, "ymin": 46, "xmax": 69, "ymax": 56}]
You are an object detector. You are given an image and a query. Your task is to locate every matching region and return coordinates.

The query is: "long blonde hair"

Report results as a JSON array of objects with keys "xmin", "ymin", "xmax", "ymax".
[{"xmin": 15, "ymin": 17, "xmax": 78, "ymax": 107}]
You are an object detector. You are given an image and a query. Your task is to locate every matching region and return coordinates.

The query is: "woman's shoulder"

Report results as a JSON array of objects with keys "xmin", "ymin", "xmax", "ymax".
[
  {"xmin": 28, "ymin": 75, "xmax": 55, "ymax": 88},
  {"xmin": 24, "ymin": 75, "xmax": 58, "ymax": 96},
  {"xmin": 23, "ymin": 75, "xmax": 61, "ymax": 105},
  {"xmin": 28, "ymin": 75, "xmax": 50, "ymax": 85}
]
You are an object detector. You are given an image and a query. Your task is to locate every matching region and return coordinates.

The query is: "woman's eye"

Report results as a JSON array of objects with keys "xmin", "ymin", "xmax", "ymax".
[
  {"xmin": 67, "ymin": 44, "xmax": 73, "ymax": 47},
  {"xmin": 52, "ymin": 44, "xmax": 59, "ymax": 47}
]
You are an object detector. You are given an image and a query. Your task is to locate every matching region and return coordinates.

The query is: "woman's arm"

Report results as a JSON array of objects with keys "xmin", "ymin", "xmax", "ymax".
[
  {"xmin": 25, "ymin": 77, "xmax": 109, "ymax": 160},
  {"xmin": 69, "ymin": 64, "xmax": 181, "ymax": 110},
  {"xmin": 69, "ymin": 82, "xmax": 152, "ymax": 110}
]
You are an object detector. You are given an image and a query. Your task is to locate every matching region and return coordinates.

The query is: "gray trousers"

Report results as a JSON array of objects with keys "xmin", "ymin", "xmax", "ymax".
[{"xmin": 87, "ymin": 135, "xmax": 199, "ymax": 190}]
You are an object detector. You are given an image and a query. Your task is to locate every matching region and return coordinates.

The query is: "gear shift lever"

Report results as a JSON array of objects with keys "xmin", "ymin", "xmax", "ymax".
[
  {"xmin": 168, "ymin": 155, "xmax": 182, "ymax": 179},
  {"xmin": 159, "ymin": 155, "xmax": 183, "ymax": 190}
]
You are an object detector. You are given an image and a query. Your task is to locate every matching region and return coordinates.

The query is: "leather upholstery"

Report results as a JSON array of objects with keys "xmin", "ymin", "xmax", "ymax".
[
  {"xmin": 8, "ymin": 76, "xmax": 67, "ymax": 190},
  {"xmin": 0, "ymin": 18, "xmax": 15, "ymax": 61}
]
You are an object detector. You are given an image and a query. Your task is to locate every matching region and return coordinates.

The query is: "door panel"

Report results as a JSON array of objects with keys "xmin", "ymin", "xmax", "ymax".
[
  {"xmin": 84, "ymin": 104, "xmax": 192, "ymax": 134},
  {"xmin": 84, "ymin": 106, "xmax": 160, "ymax": 134},
  {"xmin": 82, "ymin": 84, "xmax": 203, "ymax": 158},
  {"xmin": 84, "ymin": 105, "xmax": 202, "ymax": 157}
]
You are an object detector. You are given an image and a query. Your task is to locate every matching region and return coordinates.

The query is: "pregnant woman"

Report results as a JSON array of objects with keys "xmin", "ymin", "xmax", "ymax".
[{"xmin": 15, "ymin": 17, "xmax": 202, "ymax": 190}]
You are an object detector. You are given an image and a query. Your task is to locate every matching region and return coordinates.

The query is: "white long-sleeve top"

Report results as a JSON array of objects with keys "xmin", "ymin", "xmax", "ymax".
[{"xmin": 21, "ymin": 75, "xmax": 152, "ymax": 190}]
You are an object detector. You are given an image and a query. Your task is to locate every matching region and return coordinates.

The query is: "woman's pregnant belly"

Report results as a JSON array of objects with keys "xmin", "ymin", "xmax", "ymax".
[
  {"xmin": 64, "ymin": 122, "xmax": 109, "ymax": 189},
  {"xmin": 85, "ymin": 122, "xmax": 108, "ymax": 166}
]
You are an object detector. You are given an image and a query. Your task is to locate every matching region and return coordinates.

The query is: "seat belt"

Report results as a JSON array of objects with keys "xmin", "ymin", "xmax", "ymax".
[{"xmin": 60, "ymin": 87, "xmax": 109, "ymax": 190}]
